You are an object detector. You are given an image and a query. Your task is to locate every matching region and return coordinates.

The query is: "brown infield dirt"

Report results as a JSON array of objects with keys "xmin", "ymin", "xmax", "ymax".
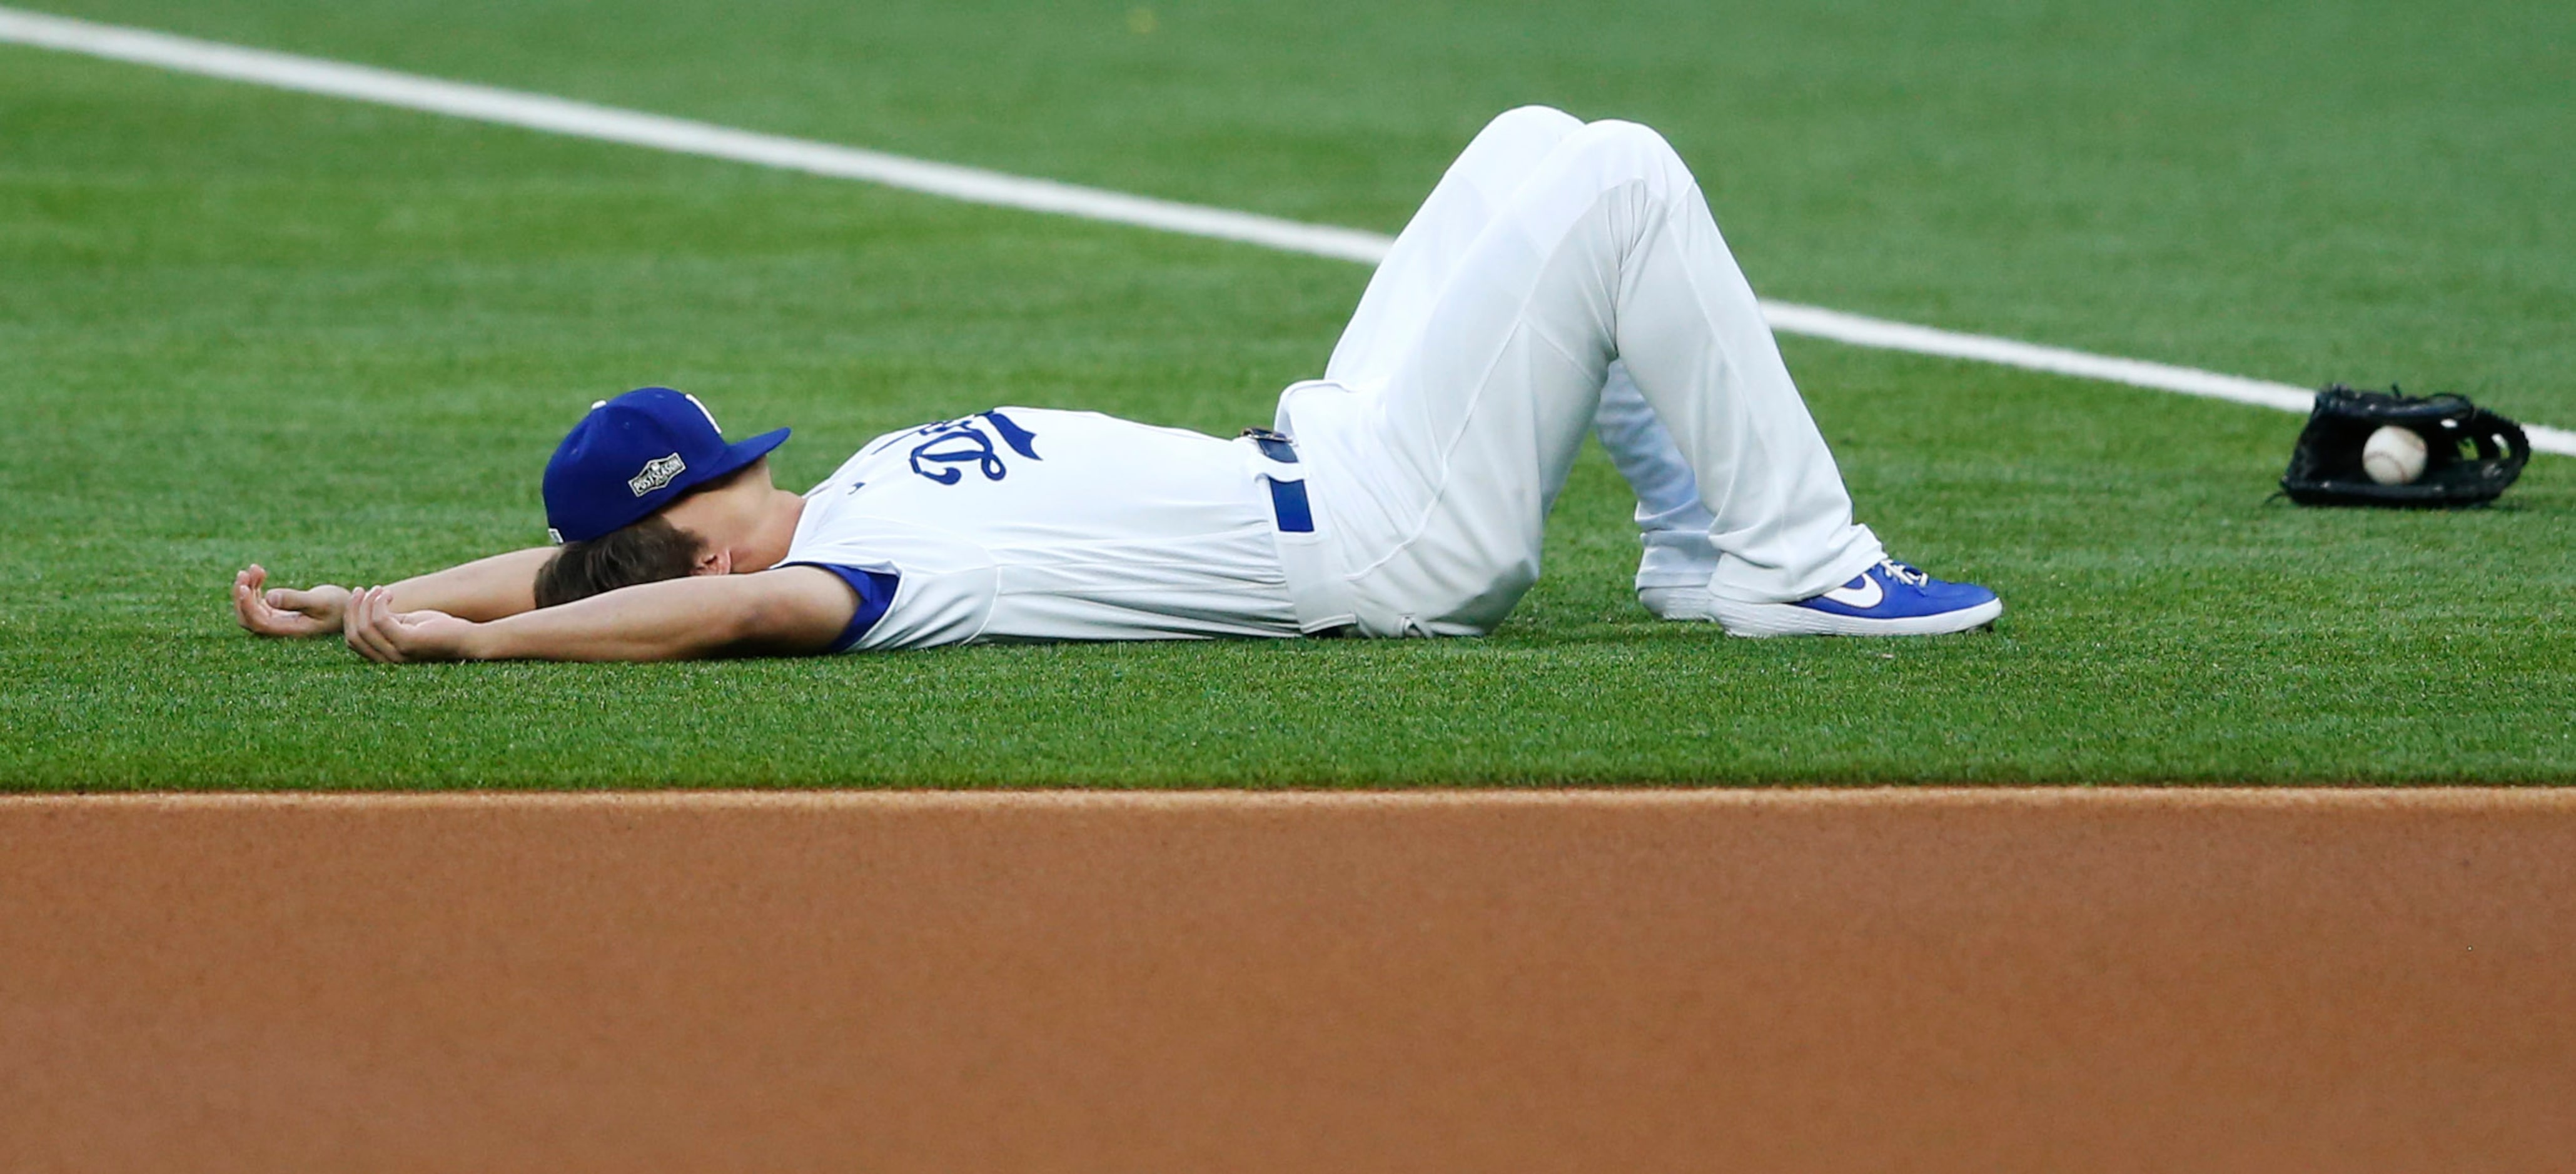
[{"xmin": 3, "ymin": 788, "xmax": 2572, "ymax": 1173}]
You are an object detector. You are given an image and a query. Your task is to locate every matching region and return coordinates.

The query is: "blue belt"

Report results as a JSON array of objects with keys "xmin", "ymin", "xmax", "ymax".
[
  {"xmin": 1245, "ymin": 428, "xmax": 1298, "ymax": 464},
  {"xmin": 1244, "ymin": 428, "xmax": 1313, "ymax": 533}
]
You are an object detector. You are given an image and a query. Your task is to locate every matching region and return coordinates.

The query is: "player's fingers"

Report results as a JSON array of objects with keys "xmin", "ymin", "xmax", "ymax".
[
  {"xmin": 240, "ymin": 569, "xmax": 274, "ymax": 616},
  {"xmin": 353, "ymin": 591, "xmax": 400, "ymax": 663},
  {"xmin": 340, "ymin": 587, "xmax": 367, "ymax": 655},
  {"xmin": 237, "ymin": 566, "xmax": 323, "ymax": 637},
  {"xmin": 391, "ymin": 609, "xmax": 469, "ymax": 662},
  {"xmin": 236, "ymin": 578, "xmax": 303, "ymax": 636},
  {"xmin": 354, "ymin": 589, "xmax": 404, "ymax": 663},
  {"xmin": 268, "ymin": 587, "xmax": 319, "ymax": 616},
  {"xmin": 373, "ymin": 598, "xmax": 418, "ymax": 658},
  {"xmin": 363, "ymin": 590, "xmax": 412, "ymax": 664},
  {"xmin": 393, "ymin": 610, "xmax": 451, "ymax": 661},
  {"xmin": 345, "ymin": 587, "xmax": 384, "ymax": 660}
]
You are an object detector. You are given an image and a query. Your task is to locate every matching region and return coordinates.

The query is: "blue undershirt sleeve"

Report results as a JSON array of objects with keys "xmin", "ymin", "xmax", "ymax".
[{"xmin": 782, "ymin": 563, "xmax": 901, "ymax": 653}]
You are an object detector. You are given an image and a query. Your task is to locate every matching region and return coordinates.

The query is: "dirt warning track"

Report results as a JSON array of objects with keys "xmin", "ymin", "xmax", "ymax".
[{"xmin": 3, "ymin": 788, "xmax": 2570, "ymax": 1173}]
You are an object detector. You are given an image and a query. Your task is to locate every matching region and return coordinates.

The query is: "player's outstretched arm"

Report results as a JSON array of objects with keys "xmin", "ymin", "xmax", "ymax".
[
  {"xmin": 233, "ymin": 548, "xmax": 557, "ymax": 638},
  {"xmin": 340, "ymin": 565, "xmax": 858, "ymax": 664}
]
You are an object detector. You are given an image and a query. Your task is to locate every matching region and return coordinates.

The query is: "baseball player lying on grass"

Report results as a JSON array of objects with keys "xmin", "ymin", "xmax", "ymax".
[{"xmin": 233, "ymin": 106, "xmax": 2001, "ymax": 664}]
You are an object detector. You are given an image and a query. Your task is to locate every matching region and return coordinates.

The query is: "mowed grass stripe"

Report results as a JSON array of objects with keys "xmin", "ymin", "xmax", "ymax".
[
  {"xmin": 11, "ymin": 4, "xmax": 2563, "ymax": 454},
  {"xmin": 1, "ymin": 4, "xmax": 2567, "ymax": 786}
]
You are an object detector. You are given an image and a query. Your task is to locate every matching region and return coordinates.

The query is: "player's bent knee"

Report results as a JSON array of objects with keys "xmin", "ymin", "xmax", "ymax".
[
  {"xmin": 1572, "ymin": 119, "xmax": 1680, "ymax": 164},
  {"xmin": 1556, "ymin": 119, "xmax": 1696, "ymax": 191},
  {"xmin": 1465, "ymin": 106, "xmax": 1585, "ymax": 164},
  {"xmin": 1483, "ymin": 104, "xmax": 1584, "ymax": 140}
]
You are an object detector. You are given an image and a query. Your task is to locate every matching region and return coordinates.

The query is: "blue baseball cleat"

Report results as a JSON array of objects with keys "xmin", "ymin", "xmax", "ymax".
[{"xmin": 1694, "ymin": 559, "xmax": 2002, "ymax": 637}]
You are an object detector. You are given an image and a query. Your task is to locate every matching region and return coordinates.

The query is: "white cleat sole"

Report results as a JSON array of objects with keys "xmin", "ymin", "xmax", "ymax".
[
  {"xmin": 1637, "ymin": 586, "xmax": 1717, "ymax": 622},
  {"xmin": 1704, "ymin": 595, "xmax": 2003, "ymax": 638}
]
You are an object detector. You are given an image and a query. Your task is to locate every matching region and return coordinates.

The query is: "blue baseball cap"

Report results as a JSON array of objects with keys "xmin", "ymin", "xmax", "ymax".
[{"xmin": 542, "ymin": 388, "xmax": 790, "ymax": 543}]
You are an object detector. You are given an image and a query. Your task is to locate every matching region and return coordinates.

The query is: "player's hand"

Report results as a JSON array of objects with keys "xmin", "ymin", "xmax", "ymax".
[
  {"xmin": 343, "ymin": 586, "xmax": 482, "ymax": 664},
  {"xmin": 233, "ymin": 565, "xmax": 353, "ymax": 638}
]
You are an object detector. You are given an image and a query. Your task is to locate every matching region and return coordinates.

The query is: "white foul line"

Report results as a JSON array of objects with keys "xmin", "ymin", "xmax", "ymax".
[{"xmin": 3, "ymin": 5, "xmax": 2567, "ymax": 456}]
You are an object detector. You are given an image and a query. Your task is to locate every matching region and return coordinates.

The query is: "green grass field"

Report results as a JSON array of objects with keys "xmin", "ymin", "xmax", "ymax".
[{"xmin": 4, "ymin": 0, "xmax": 2570, "ymax": 786}]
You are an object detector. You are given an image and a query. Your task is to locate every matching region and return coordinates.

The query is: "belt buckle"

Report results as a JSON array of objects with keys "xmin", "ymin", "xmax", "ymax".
[{"xmin": 1240, "ymin": 427, "xmax": 1298, "ymax": 464}]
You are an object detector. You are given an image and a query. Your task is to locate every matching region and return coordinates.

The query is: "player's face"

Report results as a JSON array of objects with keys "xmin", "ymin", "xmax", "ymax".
[{"xmin": 659, "ymin": 458, "xmax": 779, "ymax": 571}]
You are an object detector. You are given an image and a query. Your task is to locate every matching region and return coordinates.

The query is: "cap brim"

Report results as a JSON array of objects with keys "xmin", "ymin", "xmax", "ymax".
[{"xmin": 699, "ymin": 426, "xmax": 792, "ymax": 484}]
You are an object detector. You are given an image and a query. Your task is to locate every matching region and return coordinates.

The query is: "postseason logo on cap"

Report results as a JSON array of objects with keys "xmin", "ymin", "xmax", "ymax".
[{"xmin": 627, "ymin": 453, "xmax": 687, "ymax": 497}]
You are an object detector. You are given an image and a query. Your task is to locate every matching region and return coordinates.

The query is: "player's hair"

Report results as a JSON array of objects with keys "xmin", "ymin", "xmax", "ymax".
[{"xmin": 534, "ymin": 514, "xmax": 703, "ymax": 608}]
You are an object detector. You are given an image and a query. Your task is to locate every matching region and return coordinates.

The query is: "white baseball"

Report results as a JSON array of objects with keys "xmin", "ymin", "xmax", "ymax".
[{"xmin": 2362, "ymin": 425, "xmax": 2428, "ymax": 485}]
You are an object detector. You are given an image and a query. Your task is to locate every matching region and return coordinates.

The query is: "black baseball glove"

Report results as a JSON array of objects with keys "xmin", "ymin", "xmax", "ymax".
[{"xmin": 2280, "ymin": 384, "xmax": 2528, "ymax": 507}]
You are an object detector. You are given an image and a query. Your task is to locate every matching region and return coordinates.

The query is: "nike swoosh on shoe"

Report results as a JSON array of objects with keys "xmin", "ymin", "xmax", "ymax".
[{"xmin": 1819, "ymin": 575, "xmax": 1883, "ymax": 610}]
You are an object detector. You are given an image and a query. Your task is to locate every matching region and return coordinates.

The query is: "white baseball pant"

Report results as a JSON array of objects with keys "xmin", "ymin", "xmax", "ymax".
[{"xmin": 1277, "ymin": 105, "xmax": 1886, "ymax": 636}]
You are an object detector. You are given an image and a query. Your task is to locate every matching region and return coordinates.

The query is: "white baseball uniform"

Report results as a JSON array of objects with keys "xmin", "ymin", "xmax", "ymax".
[
  {"xmin": 783, "ymin": 408, "xmax": 1303, "ymax": 650},
  {"xmin": 785, "ymin": 106, "xmax": 1884, "ymax": 650}
]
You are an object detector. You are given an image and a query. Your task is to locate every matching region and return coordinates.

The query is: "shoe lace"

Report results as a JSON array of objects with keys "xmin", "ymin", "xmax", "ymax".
[{"xmin": 1878, "ymin": 559, "xmax": 1929, "ymax": 588}]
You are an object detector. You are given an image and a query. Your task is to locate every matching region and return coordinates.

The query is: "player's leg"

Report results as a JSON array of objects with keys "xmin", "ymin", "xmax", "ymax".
[
  {"xmin": 1325, "ymin": 108, "xmax": 1732, "ymax": 618},
  {"xmin": 1565, "ymin": 128, "xmax": 1998, "ymax": 636},
  {"xmin": 1325, "ymin": 105, "xmax": 1583, "ymax": 388},
  {"xmin": 1592, "ymin": 361, "xmax": 1720, "ymax": 611},
  {"xmin": 1288, "ymin": 119, "xmax": 1996, "ymax": 637}
]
